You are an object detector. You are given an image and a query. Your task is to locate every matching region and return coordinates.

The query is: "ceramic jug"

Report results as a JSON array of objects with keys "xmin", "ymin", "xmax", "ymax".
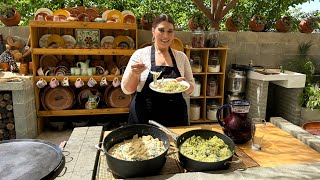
[
  {"xmin": 76, "ymin": 59, "xmax": 90, "ymax": 69},
  {"xmin": 216, "ymin": 100, "xmax": 252, "ymax": 144},
  {"xmin": 85, "ymin": 94, "xmax": 100, "ymax": 109}
]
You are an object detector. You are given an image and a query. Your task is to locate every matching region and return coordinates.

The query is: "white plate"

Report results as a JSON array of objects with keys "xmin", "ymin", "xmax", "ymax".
[
  {"xmin": 100, "ymin": 36, "xmax": 114, "ymax": 47},
  {"xmin": 35, "ymin": 8, "xmax": 53, "ymax": 16},
  {"xmin": 39, "ymin": 34, "xmax": 51, "ymax": 48},
  {"xmin": 126, "ymin": 36, "xmax": 135, "ymax": 49},
  {"xmin": 62, "ymin": 35, "xmax": 76, "ymax": 47},
  {"xmin": 149, "ymin": 78, "xmax": 190, "ymax": 94}
]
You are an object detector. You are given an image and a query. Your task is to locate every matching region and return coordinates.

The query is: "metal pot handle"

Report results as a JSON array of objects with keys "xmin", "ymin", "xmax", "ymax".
[
  {"xmin": 94, "ymin": 142, "xmax": 104, "ymax": 153},
  {"xmin": 148, "ymin": 120, "xmax": 179, "ymax": 143},
  {"xmin": 224, "ymin": 155, "xmax": 243, "ymax": 169}
]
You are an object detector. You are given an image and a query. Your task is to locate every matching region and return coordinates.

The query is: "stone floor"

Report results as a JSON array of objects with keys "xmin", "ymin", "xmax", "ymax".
[{"xmin": 36, "ymin": 128, "xmax": 73, "ymax": 146}]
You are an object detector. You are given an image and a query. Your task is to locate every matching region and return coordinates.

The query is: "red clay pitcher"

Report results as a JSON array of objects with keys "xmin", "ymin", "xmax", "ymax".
[{"xmin": 216, "ymin": 100, "xmax": 252, "ymax": 144}]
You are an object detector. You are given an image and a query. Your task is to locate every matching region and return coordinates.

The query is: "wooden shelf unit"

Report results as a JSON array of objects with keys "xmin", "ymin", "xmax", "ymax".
[
  {"xmin": 185, "ymin": 47, "xmax": 228, "ymax": 124},
  {"xmin": 30, "ymin": 21, "xmax": 138, "ymax": 130}
]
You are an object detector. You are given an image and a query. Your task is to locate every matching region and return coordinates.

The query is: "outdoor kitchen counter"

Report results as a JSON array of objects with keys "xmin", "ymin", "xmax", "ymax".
[{"xmin": 96, "ymin": 123, "xmax": 320, "ymax": 179}]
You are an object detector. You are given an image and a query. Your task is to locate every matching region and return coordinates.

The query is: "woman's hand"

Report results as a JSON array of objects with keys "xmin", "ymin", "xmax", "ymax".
[
  {"xmin": 131, "ymin": 62, "xmax": 147, "ymax": 76},
  {"xmin": 176, "ymin": 77, "xmax": 194, "ymax": 95}
]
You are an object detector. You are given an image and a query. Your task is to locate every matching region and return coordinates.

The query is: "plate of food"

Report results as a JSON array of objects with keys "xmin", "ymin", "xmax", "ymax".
[{"xmin": 149, "ymin": 78, "xmax": 190, "ymax": 94}]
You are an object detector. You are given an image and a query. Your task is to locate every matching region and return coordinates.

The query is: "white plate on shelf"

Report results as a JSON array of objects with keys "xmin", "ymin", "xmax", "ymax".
[
  {"xmin": 149, "ymin": 78, "xmax": 190, "ymax": 94},
  {"xmin": 39, "ymin": 34, "xmax": 51, "ymax": 48}
]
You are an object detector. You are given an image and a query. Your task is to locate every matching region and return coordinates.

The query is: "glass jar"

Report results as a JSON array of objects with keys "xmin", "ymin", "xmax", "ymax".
[
  {"xmin": 190, "ymin": 80, "xmax": 201, "ymax": 97},
  {"xmin": 207, "ymin": 79, "xmax": 218, "ymax": 96},
  {"xmin": 192, "ymin": 27, "xmax": 205, "ymax": 48},
  {"xmin": 190, "ymin": 103, "xmax": 201, "ymax": 120},
  {"xmin": 207, "ymin": 104, "xmax": 219, "ymax": 121},
  {"xmin": 190, "ymin": 55, "xmax": 202, "ymax": 73},
  {"xmin": 208, "ymin": 56, "xmax": 220, "ymax": 72},
  {"xmin": 206, "ymin": 28, "xmax": 219, "ymax": 48}
]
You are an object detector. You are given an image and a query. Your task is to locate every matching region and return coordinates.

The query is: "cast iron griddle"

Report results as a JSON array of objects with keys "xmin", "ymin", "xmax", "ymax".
[{"xmin": 0, "ymin": 139, "xmax": 64, "ymax": 180}]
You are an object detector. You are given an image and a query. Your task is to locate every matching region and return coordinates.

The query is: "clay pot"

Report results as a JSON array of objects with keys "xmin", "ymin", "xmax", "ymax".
[
  {"xmin": 249, "ymin": 20, "xmax": 265, "ymax": 32},
  {"xmin": 141, "ymin": 14, "xmax": 155, "ymax": 30},
  {"xmin": 225, "ymin": 17, "xmax": 239, "ymax": 32},
  {"xmin": 0, "ymin": 9, "xmax": 21, "ymax": 26},
  {"xmin": 275, "ymin": 17, "xmax": 291, "ymax": 33},
  {"xmin": 188, "ymin": 18, "xmax": 205, "ymax": 31},
  {"xmin": 298, "ymin": 20, "xmax": 313, "ymax": 33}
]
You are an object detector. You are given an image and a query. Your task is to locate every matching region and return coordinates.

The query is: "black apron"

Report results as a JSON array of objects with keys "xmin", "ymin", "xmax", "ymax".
[{"xmin": 128, "ymin": 45, "xmax": 188, "ymax": 127}]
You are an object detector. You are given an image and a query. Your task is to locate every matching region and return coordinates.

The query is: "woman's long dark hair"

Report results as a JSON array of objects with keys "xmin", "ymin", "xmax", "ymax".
[{"xmin": 152, "ymin": 14, "xmax": 175, "ymax": 28}]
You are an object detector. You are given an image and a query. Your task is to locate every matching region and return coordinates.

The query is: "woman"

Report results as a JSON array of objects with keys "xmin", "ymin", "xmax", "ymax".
[{"xmin": 121, "ymin": 14, "xmax": 194, "ymax": 127}]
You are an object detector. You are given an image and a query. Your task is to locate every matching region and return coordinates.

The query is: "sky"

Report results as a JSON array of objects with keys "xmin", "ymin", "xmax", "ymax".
[{"xmin": 293, "ymin": 1, "xmax": 320, "ymax": 12}]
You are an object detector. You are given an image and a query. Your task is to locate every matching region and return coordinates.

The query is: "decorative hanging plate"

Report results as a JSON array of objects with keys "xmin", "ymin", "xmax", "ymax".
[
  {"xmin": 126, "ymin": 36, "xmax": 135, "ymax": 49},
  {"xmin": 100, "ymin": 36, "xmax": 114, "ymax": 49},
  {"xmin": 75, "ymin": 29, "xmax": 100, "ymax": 45},
  {"xmin": 113, "ymin": 36, "xmax": 131, "ymax": 49},
  {"xmin": 35, "ymin": 8, "xmax": 53, "ymax": 16},
  {"xmin": 61, "ymin": 35, "xmax": 76, "ymax": 48},
  {"xmin": 101, "ymin": 10, "xmax": 112, "ymax": 21},
  {"xmin": 40, "ymin": 54, "xmax": 59, "ymax": 67},
  {"xmin": 104, "ymin": 86, "xmax": 133, "ymax": 108},
  {"xmin": 170, "ymin": 37, "xmax": 184, "ymax": 52},
  {"xmin": 121, "ymin": 10, "xmax": 135, "ymax": 17},
  {"xmin": 41, "ymin": 86, "xmax": 75, "ymax": 110},
  {"xmin": 106, "ymin": 10, "xmax": 123, "ymax": 23},
  {"xmin": 52, "ymin": 9, "xmax": 71, "ymax": 18},
  {"xmin": 47, "ymin": 34, "xmax": 65, "ymax": 48},
  {"xmin": 39, "ymin": 34, "xmax": 51, "ymax": 48}
]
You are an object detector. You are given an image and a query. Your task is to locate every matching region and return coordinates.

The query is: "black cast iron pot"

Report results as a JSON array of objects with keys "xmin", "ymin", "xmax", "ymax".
[
  {"xmin": 102, "ymin": 124, "xmax": 170, "ymax": 178},
  {"xmin": 149, "ymin": 120, "xmax": 237, "ymax": 172}
]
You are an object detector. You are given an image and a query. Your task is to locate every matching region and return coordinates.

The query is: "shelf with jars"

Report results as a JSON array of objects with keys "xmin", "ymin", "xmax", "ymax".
[
  {"xmin": 185, "ymin": 46, "xmax": 228, "ymax": 124},
  {"xmin": 29, "ymin": 20, "xmax": 138, "ymax": 130}
]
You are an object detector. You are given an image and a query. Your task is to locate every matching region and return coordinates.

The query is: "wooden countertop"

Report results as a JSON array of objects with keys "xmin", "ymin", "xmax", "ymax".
[{"xmin": 169, "ymin": 123, "xmax": 320, "ymax": 167}]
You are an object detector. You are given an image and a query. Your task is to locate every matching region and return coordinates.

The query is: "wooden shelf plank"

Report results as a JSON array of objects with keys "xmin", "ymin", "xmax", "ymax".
[
  {"xmin": 38, "ymin": 108, "xmax": 129, "ymax": 117},
  {"xmin": 190, "ymin": 96, "xmax": 205, "ymax": 99},
  {"xmin": 205, "ymin": 95, "xmax": 223, "ymax": 99},
  {"xmin": 29, "ymin": 21, "xmax": 137, "ymax": 29},
  {"xmin": 32, "ymin": 48, "xmax": 136, "ymax": 55},
  {"xmin": 190, "ymin": 119, "xmax": 218, "ymax": 124},
  {"xmin": 185, "ymin": 47, "xmax": 229, "ymax": 50}
]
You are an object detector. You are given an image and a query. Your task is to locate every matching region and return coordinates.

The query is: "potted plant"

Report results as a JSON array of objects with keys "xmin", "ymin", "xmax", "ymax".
[
  {"xmin": 140, "ymin": 12, "xmax": 156, "ymax": 30},
  {"xmin": 0, "ymin": 2, "xmax": 21, "ymax": 26},
  {"xmin": 281, "ymin": 41, "xmax": 320, "ymax": 124},
  {"xmin": 188, "ymin": 12, "xmax": 206, "ymax": 31},
  {"xmin": 298, "ymin": 16, "xmax": 319, "ymax": 33},
  {"xmin": 275, "ymin": 16, "xmax": 293, "ymax": 33},
  {"xmin": 248, "ymin": 15, "xmax": 266, "ymax": 32},
  {"xmin": 225, "ymin": 13, "xmax": 243, "ymax": 32}
]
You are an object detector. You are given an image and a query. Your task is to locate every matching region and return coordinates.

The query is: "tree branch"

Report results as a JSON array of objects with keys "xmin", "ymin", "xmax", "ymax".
[
  {"xmin": 212, "ymin": 0, "xmax": 218, "ymax": 15},
  {"xmin": 222, "ymin": 0, "xmax": 239, "ymax": 17}
]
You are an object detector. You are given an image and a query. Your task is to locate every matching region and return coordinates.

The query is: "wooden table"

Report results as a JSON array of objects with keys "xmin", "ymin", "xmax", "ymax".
[
  {"xmin": 169, "ymin": 123, "xmax": 320, "ymax": 167},
  {"xmin": 96, "ymin": 123, "xmax": 320, "ymax": 179}
]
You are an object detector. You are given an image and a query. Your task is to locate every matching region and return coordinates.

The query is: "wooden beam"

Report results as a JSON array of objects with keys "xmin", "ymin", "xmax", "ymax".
[
  {"xmin": 222, "ymin": 0, "xmax": 239, "ymax": 17},
  {"xmin": 192, "ymin": 0, "xmax": 212, "ymax": 20}
]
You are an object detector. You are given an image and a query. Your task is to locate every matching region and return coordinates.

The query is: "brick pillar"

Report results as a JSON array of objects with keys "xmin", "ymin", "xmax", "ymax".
[
  {"xmin": 245, "ymin": 79, "xmax": 269, "ymax": 120},
  {"xmin": 273, "ymin": 85, "xmax": 303, "ymax": 125}
]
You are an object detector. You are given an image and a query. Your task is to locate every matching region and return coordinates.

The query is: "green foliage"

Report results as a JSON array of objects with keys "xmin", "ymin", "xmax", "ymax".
[
  {"xmin": 190, "ymin": 11, "xmax": 206, "ymax": 28},
  {"xmin": 0, "ymin": 2, "xmax": 15, "ymax": 18},
  {"xmin": 0, "ymin": 0, "xmax": 316, "ymax": 31},
  {"xmin": 281, "ymin": 41, "xmax": 316, "ymax": 85},
  {"xmin": 229, "ymin": 12, "xmax": 243, "ymax": 28},
  {"xmin": 252, "ymin": 15, "xmax": 266, "ymax": 25},
  {"xmin": 302, "ymin": 83, "xmax": 320, "ymax": 109}
]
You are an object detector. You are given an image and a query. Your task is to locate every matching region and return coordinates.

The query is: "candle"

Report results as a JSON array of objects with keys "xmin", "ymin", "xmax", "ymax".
[{"xmin": 207, "ymin": 104, "xmax": 219, "ymax": 121}]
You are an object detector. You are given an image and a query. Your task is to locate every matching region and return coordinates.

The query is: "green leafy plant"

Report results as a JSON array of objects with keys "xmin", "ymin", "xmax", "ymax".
[
  {"xmin": 305, "ymin": 16, "xmax": 320, "ymax": 30},
  {"xmin": 301, "ymin": 83, "xmax": 320, "ymax": 109},
  {"xmin": 281, "ymin": 41, "xmax": 316, "ymax": 85},
  {"xmin": 230, "ymin": 12, "xmax": 243, "ymax": 28},
  {"xmin": 252, "ymin": 15, "xmax": 266, "ymax": 25},
  {"xmin": 142, "ymin": 12, "xmax": 155, "ymax": 23},
  {"xmin": 191, "ymin": 12, "xmax": 206, "ymax": 28},
  {"xmin": 0, "ymin": 2, "xmax": 15, "ymax": 18}
]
